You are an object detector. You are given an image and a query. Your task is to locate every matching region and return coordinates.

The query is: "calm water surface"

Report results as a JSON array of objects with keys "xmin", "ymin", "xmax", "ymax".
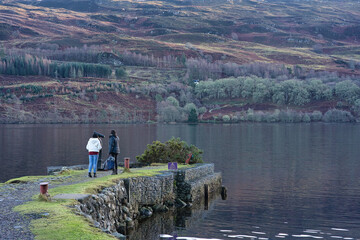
[{"xmin": 1, "ymin": 123, "xmax": 360, "ymax": 239}]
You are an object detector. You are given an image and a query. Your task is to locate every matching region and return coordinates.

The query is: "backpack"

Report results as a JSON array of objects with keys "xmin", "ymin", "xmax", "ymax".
[{"xmin": 103, "ymin": 156, "xmax": 115, "ymax": 170}]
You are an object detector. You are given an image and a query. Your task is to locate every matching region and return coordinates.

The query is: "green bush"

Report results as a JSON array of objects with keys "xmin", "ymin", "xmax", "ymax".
[
  {"xmin": 323, "ymin": 109, "xmax": 354, "ymax": 122},
  {"xmin": 222, "ymin": 115, "xmax": 230, "ymax": 122},
  {"xmin": 136, "ymin": 137, "xmax": 203, "ymax": 165},
  {"xmin": 115, "ymin": 67, "xmax": 127, "ymax": 79}
]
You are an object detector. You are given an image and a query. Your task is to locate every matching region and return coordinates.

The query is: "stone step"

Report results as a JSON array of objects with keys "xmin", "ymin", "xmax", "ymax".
[
  {"xmin": 176, "ymin": 163, "xmax": 215, "ymax": 182},
  {"xmin": 176, "ymin": 172, "xmax": 222, "ymax": 203}
]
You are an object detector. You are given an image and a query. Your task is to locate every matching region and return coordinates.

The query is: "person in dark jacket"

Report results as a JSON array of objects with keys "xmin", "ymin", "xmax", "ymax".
[{"xmin": 109, "ymin": 130, "xmax": 120, "ymax": 174}]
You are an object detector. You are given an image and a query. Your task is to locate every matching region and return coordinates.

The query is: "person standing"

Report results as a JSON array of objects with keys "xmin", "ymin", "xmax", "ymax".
[
  {"xmin": 86, "ymin": 132, "xmax": 102, "ymax": 178},
  {"xmin": 109, "ymin": 130, "xmax": 120, "ymax": 175}
]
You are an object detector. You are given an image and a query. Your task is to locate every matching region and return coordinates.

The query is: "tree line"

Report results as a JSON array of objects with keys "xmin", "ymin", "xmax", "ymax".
[
  {"xmin": 185, "ymin": 58, "xmax": 360, "ymax": 83},
  {"xmin": 5, "ymin": 45, "xmax": 101, "ymax": 63},
  {"xmin": 219, "ymin": 108, "xmax": 355, "ymax": 123},
  {"xmin": 0, "ymin": 54, "xmax": 113, "ymax": 78},
  {"xmin": 194, "ymin": 76, "xmax": 360, "ymax": 105},
  {"xmin": 4, "ymin": 46, "xmax": 359, "ymax": 84}
]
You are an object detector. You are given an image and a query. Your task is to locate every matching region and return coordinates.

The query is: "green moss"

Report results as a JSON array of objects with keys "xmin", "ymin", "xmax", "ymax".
[
  {"xmin": 15, "ymin": 200, "xmax": 116, "ymax": 240},
  {"xmin": 6, "ymin": 176, "xmax": 47, "ymax": 184},
  {"xmin": 14, "ymin": 165, "xmax": 193, "ymax": 240},
  {"xmin": 5, "ymin": 169, "xmax": 84, "ymax": 184}
]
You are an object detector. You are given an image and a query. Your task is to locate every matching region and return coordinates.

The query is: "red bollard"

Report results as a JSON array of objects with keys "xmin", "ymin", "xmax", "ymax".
[
  {"xmin": 124, "ymin": 157, "xmax": 130, "ymax": 169},
  {"xmin": 40, "ymin": 182, "xmax": 49, "ymax": 194}
]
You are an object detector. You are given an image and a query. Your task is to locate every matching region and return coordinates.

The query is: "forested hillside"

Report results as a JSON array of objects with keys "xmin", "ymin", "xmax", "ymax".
[{"xmin": 1, "ymin": 0, "xmax": 360, "ymax": 123}]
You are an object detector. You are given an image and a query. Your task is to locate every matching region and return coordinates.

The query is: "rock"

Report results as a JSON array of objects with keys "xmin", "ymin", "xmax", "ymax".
[
  {"xmin": 112, "ymin": 232, "xmax": 126, "ymax": 240},
  {"xmin": 94, "ymin": 221, "xmax": 100, "ymax": 228},
  {"xmin": 125, "ymin": 217, "xmax": 135, "ymax": 229},
  {"xmin": 139, "ymin": 207, "xmax": 153, "ymax": 217},
  {"xmin": 175, "ymin": 199, "xmax": 187, "ymax": 208},
  {"xmin": 121, "ymin": 198, "xmax": 128, "ymax": 205},
  {"xmin": 40, "ymin": 212, "xmax": 50, "ymax": 218},
  {"xmin": 121, "ymin": 206, "xmax": 130, "ymax": 215},
  {"xmin": 101, "ymin": 228, "xmax": 111, "ymax": 234},
  {"xmin": 126, "ymin": 220, "xmax": 135, "ymax": 229},
  {"xmin": 185, "ymin": 194, "xmax": 192, "ymax": 202},
  {"xmin": 152, "ymin": 204, "xmax": 169, "ymax": 213},
  {"xmin": 116, "ymin": 223, "xmax": 126, "ymax": 234},
  {"xmin": 164, "ymin": 200, "xmax": 174, "ymax": 207}
]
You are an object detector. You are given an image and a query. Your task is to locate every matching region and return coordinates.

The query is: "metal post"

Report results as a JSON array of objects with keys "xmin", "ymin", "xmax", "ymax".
[
  {"xmin": 40, "ymin": 182, "xmax": 49, "ymax": 194},
  {"xmin": 124, "ymin": 157, "xmax": 130, "ymax": 169}
]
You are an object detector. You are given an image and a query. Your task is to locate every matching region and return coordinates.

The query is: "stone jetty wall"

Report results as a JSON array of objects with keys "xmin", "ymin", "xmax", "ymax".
[{"xmin": 75, "ymin": 163, "xmax": 222, "ymax": 237}]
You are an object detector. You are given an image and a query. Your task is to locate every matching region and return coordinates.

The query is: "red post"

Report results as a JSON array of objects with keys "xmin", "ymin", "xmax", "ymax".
[
  {"xmin": 124, "ymin": 157, "xmax": 130, "ymax": 169},
  {"xmin": 185, "ymin": 153, "xmax": 192, "ymax": 164},
  {"xmin": 40, "ymin": 182, "xmax": 49, "ymax": 194}
]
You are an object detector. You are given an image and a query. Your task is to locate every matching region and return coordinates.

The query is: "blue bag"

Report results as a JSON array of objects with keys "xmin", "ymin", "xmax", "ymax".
[{"xmin": 103, "ymin": 156, "xmax": 115, "ymax": 170}]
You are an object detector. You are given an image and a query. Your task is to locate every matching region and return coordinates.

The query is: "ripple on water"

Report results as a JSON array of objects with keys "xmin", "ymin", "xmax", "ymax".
[
  {"xmin": 275, "ymin": 233, "xmax": 288, "ymax": 238},
  {"xmin": 227, "ymin": 234, "xmax": 257, "ymax": 239},
  {"xmin": 176, "ymin": 237, "xmax": 223, "ymax": 240},
  {"xmin": 159, "ymin": 235, "xmax": 224, "ymax": 240},
  {"xmin": 331, "ymin": 228, "xmax": 350, "ymax": 232},
  {"xmin": 304, "ymin": 230, "xmax": 321, "ymax": 234},
  {"xmin": 292, "ymin": 234, "xmax": 324, "ymax": 239},
  {"xmin": 160, "ymin": 234, "xmax": 173, "ymax": 238}
]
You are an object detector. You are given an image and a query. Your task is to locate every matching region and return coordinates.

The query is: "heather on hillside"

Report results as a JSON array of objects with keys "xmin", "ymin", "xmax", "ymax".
[{"xmin": 0, "ymin": 0, "xmax": 360, "ymax": 123}]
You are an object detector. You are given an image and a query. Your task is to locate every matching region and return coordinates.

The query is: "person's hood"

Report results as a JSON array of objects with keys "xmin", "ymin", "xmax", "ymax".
[{"xmin": 89, "ymin": 138, "xmax": 99, "ymax": 144}]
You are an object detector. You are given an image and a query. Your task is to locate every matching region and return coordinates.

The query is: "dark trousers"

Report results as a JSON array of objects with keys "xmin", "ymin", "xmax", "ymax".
[
  {"xmin": 110, "ymin": 153, "xmax": 118, "ymax": 173},
  {"xmin": 97, "ymin": 149, "xmax": 102, "ymax": 170}
]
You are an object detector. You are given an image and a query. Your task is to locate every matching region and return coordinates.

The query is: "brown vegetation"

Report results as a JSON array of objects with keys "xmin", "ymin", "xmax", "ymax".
[{"xmin": 1, "ymin": 0, "xmax": 360, "ymax": 123}]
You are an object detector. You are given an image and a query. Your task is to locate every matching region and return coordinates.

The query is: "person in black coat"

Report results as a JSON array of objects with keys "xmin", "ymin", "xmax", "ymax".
[{"xmin": 109, "ymin": 130, "xmax": 120, "ymax": 174}]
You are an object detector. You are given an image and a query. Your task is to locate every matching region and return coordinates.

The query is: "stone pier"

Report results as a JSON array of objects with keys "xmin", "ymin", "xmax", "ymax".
[{"xmin": 74, "ymin": 163, "xmax": 222, "ymax": 237}]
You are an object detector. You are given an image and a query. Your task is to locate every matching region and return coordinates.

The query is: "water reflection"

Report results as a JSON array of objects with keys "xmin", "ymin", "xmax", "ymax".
[
  {"xmin": 127, "ymin": 196, "xmax": 221, "ymax": 240},
  {"xmin": 1, "ymin": 123, "xmax": 360, "ymax": 239}
]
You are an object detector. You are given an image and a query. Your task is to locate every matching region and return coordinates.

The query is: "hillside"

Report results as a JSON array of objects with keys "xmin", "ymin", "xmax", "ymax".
[{"xmin": 1, "ymin": 0, "xmax": 360, "ymax": 123}]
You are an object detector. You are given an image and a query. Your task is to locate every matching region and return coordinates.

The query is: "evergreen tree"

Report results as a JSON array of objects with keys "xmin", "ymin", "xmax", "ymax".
[{"xmin": 188, "ymin": 108, "xmax": 198, "ymax": 123}]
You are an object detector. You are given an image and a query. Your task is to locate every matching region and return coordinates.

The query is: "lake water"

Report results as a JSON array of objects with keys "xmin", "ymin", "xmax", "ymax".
[{"xmin": 1, "ymin": 123, "xmax": 360, "ymax": 239}]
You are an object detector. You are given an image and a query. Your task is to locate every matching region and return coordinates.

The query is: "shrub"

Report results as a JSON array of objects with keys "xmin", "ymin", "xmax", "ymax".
[
  {"xmin": 136, "ymin": 137, "xmax": 203, "ymax": 165},
  {"xmin": 155, "ymin": 94, "xmax": 163, "ymax": 102},
  {"xmin": 156, "ymin": 101, "xmax": 184, "ymax": 122},
  {"xmin": 266, "ymin": 109, "xmax": 280, "ymax": 122},
  {"xmin": 184, "ymin": 103, "xmax": 197, "ymax": 114},
  {"xmin": 302, "ymin": 113, "xmax": 311, "ymax": 122},
  {"xmin": 279, "ymin": 110, "xmax": 303, "ymax": 123},
  {"xmin": 222, "ymin": 115, "xmax": 230, "ymax": 122},
  {"xmin": 352, "ymin": 99, "xmax": 360, "ymax": 116},
  {"xmin": 198, "ymin": 106, "xmax": 207, "ymax": 114},
  {"xmin": 166, "ymin": 96, "xmax": 179, "ymax": 107},
  {"xmin": 311, "ymin": 111, "xmax": 323, "ymax": 121},
  {"xmin": 323, "ymin": 109, "xmax": 354, "ymax": 122},
  {"xmin": 115, "ymin": 67, "xmax": 127, "ymax": 79}
]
